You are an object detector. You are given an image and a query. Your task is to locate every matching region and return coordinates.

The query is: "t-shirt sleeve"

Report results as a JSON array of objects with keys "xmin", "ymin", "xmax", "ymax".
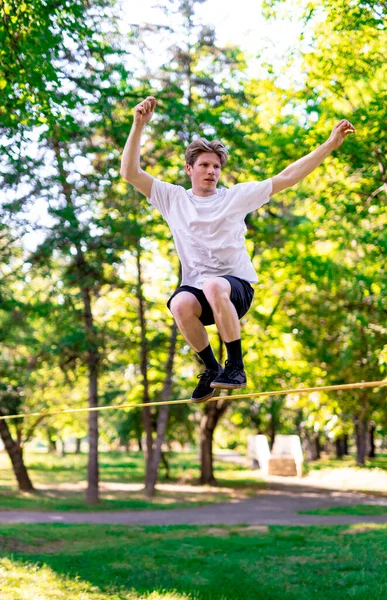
[
  {"xmin": 234, "ymin": 178, "xmax": 273, "ymax": 214},
  {"xmin": 147, "ymin": 178, "xmax": 179, "ymax": 219}
]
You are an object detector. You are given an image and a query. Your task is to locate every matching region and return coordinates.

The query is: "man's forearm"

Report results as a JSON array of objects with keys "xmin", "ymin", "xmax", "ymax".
[
  {"xmin": 279, "ymin": 140, "xmax": 335, "ymax": 187},
  {"xmin": 120, "ymin": 123, "xmax": 144, "ymax": 180}
]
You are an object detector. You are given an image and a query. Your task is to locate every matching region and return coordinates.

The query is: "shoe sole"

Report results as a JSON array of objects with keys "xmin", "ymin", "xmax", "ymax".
[
  {"xmin": 210, "ymin": 382, "xmax": 246, "ymax": 390},
  {"xmin": 190, "ymin": 389, "xmax": 216, "ymax": 404}
]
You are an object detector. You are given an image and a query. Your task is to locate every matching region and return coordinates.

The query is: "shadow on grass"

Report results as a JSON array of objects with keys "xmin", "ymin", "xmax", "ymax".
[
  {"xmin": 0, "ymin": 477, "xmax": 267, "ymax": 512},
  {"xmin": 0, "ymin": 450, "xmax": 266, "ymax": 512},
  {"xmin": 0, "ymin": 489, "xmax": 236, "ymax": 512},
  {"xmin": 3, "ymin": 450, "xmax": 387, "ymax": 515}
]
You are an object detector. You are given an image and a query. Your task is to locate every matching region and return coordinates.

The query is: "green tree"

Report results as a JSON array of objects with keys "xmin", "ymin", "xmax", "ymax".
[
  {"xmin": 262, "ymin": 0, "xmax": 387, "ymax": 463},
  {"xmin": 1, "ymin": 0, "xmax": 141, "ymax": 502}
]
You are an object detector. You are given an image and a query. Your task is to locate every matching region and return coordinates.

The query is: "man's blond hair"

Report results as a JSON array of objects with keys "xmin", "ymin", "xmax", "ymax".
[{"xmin": 185, "ymin": 138, "xmax": 228, "ymax": 168}]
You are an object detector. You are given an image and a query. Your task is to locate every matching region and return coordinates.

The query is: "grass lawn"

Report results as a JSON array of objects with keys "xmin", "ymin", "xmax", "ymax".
[
  {"xmin": 304, "ymin": 454, "xmax": 387, "ymax": 494},
  {"xmin": 2, "ymin": 450, "xmax": 387, "ymax": 513},
  {"xmin": 0, "ymin": 524, "xmax": 386, "ymax": 599},
  {"xmin": 299, "ymin": 505, "xmax": 387, "ymax": 516},
  {"xmin": 0, "ymin": 451, "xmax": 265, "ymax": 512},
  {"xmin": 308, "ymin": 454, "xmax": 387, "ymax": 472}
]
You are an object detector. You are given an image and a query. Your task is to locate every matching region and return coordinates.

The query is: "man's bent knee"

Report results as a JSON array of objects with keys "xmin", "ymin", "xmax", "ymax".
[
  {"xmin": 169, "ymin": 292, "xmax": 202, "ymax": 320},
  {"xmin": 203, "ymin": 277, "xmax": 231, "ymax": 303}
]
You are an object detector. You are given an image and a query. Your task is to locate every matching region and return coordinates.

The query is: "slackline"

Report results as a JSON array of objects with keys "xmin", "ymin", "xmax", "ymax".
[{"xmin": 0, "ymin": 379, "xmax": 386, "ymax": 422}]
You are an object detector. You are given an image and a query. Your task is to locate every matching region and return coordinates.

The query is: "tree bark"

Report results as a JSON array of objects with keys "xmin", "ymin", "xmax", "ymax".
[
  {"xmin": 343, "ymin": 433, "xmax": 349, "ymax": 455},
  {"xmin": 52, "ymin": 135, "xmax": 100, "ymax": 504},
  {"xmin": 160, "ymin": 450, "xmax": 170, "ymax": 480},
  {"xmin": 0, "ymin": 418, "xmax": 34, "ymax": 492},
  {"xmin": 76, "ymin": 249, "xmax": 100, "ymax": 505},
  {"xmin": 135, "ymin": 248, "xmax": 153, "ymax": 468},
  {"xmin": 144, "ymin": 321, "xmax": 178, "ymax": 496},
  {"xmin": 199, "ymin": 393, "xmax": 229, "ymax": 484},
  {"xmin": 354, "ymin": 416, "xmax": 368, "ymax": 466},
  {"xmin": 199, "ymin": 335, "xmax": 230, "ymax": 484},
  {"xmin": 57, "ymin": 437, "xmax": 66, "ymax": 457},
  {"xmin": 368, "ymin": 421, "xmax": 376, "ymax": 458},
  {"xmin": 46, "ymin": 426, "xmax": 57, "ymax": 452},
  {"xmin": 85, "ymin": 318, "xmax": 99, "ymax": 504},
  {"xmin": 269, "ymin": 412, "xmax": 276, "ymax": 451},
  {"xmin": 300, "ymin": 425, "xmax": 320, "ymax": 461},
  {"xmin": 313, "ymin": 432, "xmax": 321, "ymax": 460},
  {"xmin": 48, "ymin": 439, "xmax": 57, "ymax": 453},
  {"xmin": 335, "ymin": 436, "xmax": 345, "ymax": 459}
]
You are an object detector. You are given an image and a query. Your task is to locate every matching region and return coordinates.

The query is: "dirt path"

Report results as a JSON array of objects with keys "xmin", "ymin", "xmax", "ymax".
[{"xmin": 1, "ymin": 485, "xmax": 386, "ymax": 526}]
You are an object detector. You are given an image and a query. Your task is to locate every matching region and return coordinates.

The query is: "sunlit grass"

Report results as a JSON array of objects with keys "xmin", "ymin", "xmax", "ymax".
[
  {"xmin": 0, "ymin": 557, "xmax": 190, "ymax": 599},
  {"xmin": 308, "ymin": 454, "xmax": 387, "ymax": 472},
  {"xmin": 0, "ymin": 524, "xmax": 386, "ymax": 599}
]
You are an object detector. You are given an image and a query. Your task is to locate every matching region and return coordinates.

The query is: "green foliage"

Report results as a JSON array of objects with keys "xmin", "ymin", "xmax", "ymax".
[
  {"xmin": 252, "ymin": 0, "xmax": 387, "ymax": 448},
  {"xmin": 0, "ymin": 0, "xmax": 119, "ymax": 130}
]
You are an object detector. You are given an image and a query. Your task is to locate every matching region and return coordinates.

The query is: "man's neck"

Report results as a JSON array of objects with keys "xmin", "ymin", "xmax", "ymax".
[{"xmin": 191, "ymin": 186, "xmax": 218, "ymax": 197}]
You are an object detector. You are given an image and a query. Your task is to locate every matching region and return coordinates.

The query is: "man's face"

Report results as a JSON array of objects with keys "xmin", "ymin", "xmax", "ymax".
[{"xmin": 185, "ymin": 152, "xmax": 221, "ymax": 196}]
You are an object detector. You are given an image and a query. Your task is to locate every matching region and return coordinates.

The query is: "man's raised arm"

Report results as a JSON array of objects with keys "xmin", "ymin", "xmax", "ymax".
[
  {"xmin": 120, "ymin": 96, "xmax": 157, "ymax": 198},
  {"xmin": 271, "ymin": 119, "xmax": 355, "ymax": 195}
]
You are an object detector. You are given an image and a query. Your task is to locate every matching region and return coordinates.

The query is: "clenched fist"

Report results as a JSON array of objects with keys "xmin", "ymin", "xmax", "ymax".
[
  {"xmin": 134, "ymin": 96, "xmax": 157, "ymax": 127},
  {"xmin": 327, "ymin": 119, "xmax": 355, "ymax": 150}
]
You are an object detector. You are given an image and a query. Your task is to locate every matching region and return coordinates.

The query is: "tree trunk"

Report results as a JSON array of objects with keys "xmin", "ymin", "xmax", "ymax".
[
  {"xmin": 75, "ymin": 437, "xmax": 82, "ymax": 454},
  {"xmin": 335, "ymin": 436, "xmax": 345, "ymax": 459},
  {"xmin": 269, "ymin": 413, "xmax": 276, "ymax": 451},
  {"xmin": 200, "ymin": 410, "xmax": 216, "ymax": 484},
  {"xmin": 76, "ymin": 253, "xmax": 100, "ymax": 505},
  {"xmin": 144, "ymin": 321, "xmax": 178, "ymax": 496},
  {"xmin": 160, "ymin": 451, "xmax": 170, "ymax": 479},
  {"xmin": 46, "ymin": 427, "xmax": 57, "ymax": 453},
  {"xmin": 16, "ymin": 425, "xmax": 22, "ymax": 452},
  {"xmin": 354, "ymin": 416, "xmax": 368, "ymax": 466},
  {"xmin": 199, "ymin": 393, "xmax": 229, "ymax": 484},
  {"xmin": 52, "ymin": 136, "xmax": 100, "ymax": 504},
  {"xmin": 57, "ymin": 437, "xmax": 66, "ymax": 457},
  {"xmin": 0, "ymin": 418, "xmax": 34, "ymax": 492},
  {"xmin": 313, "ymin": 432, "xmax": 321, "ymax": 460},
  {"xmin": 368, "ymin": 421, "xmax": 376, "ymax": 458},
  {"xmin": 135, "ymin": 248, "xmax": 153, "ymax": 468},
  {"xmin": 86, "ymin": 341, "xmax": 99, "ymax": 504},
  {"xmin": 300, "ymin": 425, "xmax": 320, "ymax": 461},
  {"xmin": 199, "ymin": 335, "xmax": 230, "ymax": 484},
  {"xmin": 343, "ymin": 434, "xmax": 349, "ymax": 455},
  {"xmin": 48, "ymin": 439, "xmax": 57, "ymax": 453}
]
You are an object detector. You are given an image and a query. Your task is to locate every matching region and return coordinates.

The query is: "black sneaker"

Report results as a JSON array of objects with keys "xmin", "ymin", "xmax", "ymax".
[
  {"xmin": 191, "ymin": 364, "xmax": 223, "ymax": 403},
  {"xmin": 210, "ymin": 360, "xmax": 247, "ymax": 389}
]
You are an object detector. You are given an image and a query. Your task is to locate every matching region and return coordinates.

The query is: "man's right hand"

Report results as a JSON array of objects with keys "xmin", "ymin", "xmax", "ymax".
[{"xmin": 134, "ymin": 96, "xmax": 156, "ymax": 127}]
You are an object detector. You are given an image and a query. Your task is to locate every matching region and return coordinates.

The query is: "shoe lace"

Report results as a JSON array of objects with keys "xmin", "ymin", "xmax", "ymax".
[
  {"xmin": 224, "ymin": 360, "xmax": 243, "ymax": 377},
  {"xmin": 197, "ymin": 368, "xmax": 217, "ymax": 384}
]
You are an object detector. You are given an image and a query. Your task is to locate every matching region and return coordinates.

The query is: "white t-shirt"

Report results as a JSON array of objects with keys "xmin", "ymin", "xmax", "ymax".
[{"xmin": 147, "ymin": 178, "xmax": 273, "ymax": 289}]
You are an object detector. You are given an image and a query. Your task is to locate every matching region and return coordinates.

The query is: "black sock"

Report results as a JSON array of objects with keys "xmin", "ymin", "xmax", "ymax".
[
  {"xmin": 225, "ymin": 339, "xmax": 243, "ymax": 366},
  {"xmin": 197, "ymin": 344, "xmax": 219, "ymax": 370}
]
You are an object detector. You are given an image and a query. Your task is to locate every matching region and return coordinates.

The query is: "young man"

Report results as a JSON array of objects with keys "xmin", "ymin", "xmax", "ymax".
[{"xmin": 121, "ymin": 96, "xmax": 355, "ymax": 403}]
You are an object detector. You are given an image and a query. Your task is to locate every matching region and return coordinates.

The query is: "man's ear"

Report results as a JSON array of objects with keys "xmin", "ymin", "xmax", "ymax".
[{"xmin": 185, "ymin": 163, "xmax": 192, "ymax": 177}]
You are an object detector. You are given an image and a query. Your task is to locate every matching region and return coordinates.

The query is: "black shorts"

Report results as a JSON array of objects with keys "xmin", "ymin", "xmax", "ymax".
[{"xmin": 167, "ymin": 276, "xmax": 254, "ymax": 326}]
